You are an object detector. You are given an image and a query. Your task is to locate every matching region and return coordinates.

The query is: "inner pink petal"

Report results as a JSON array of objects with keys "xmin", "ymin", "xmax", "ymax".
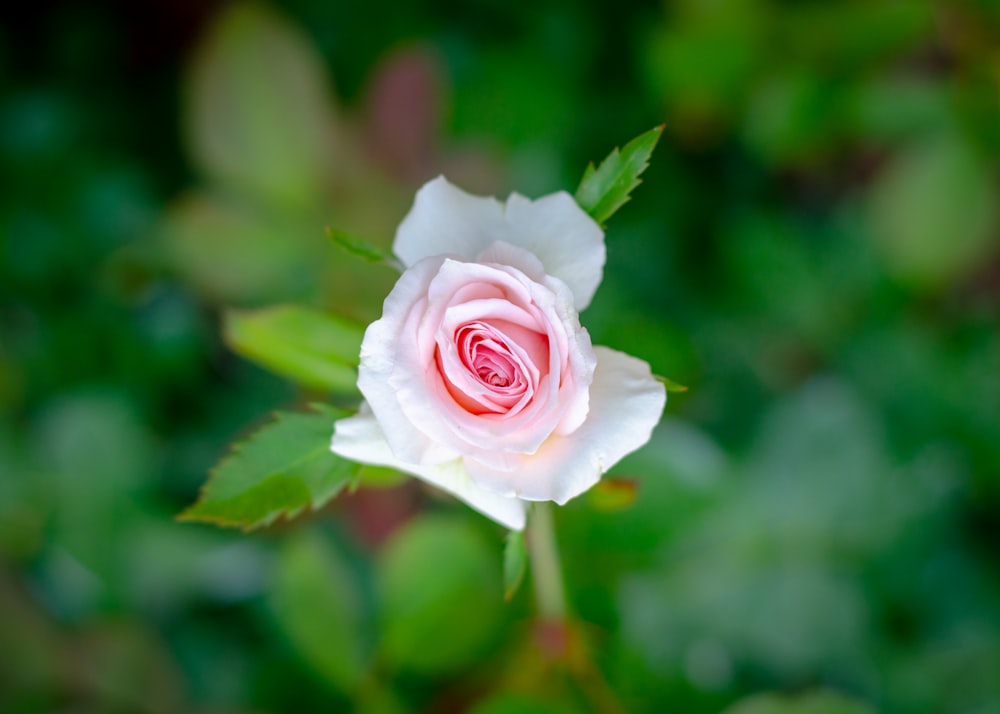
[
  {"xmin": 434, "ymin": 323, "xmax": 531, "ymax": 415},
  {"xmin": 448, "ymin": 281, "xmax": 506, "ymax": 305},
  {"xmin": 473, "ymin": 345, "xmax": 517, "ymax": 388},
  {"xmin": 458, "ymin": 326, "xmax": 524, "ymax": 393},
  {"xmin": 435, "ymin": 347, "xmax": 509, "ymax": 414},
  {"xmin": 479, "ymin": 319, "xmax": 548, "ymax": 377}
]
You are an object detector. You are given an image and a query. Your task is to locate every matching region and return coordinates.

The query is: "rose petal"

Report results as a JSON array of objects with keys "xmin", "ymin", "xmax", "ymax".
[
  {"xmin": 438, "ymin": 322, "xmax": 534, "ymax": 413},
  {"xmin": 503, "ymin": 191, "xmax": 605, "ymax": 310},
  {"xmin": 331, "ymin": 406, "xmax": 527, "ymax": 529},
  {"xmin": 393, "ymin": 177, "xmax": 605, "ymax": 309},
  {"xmin": 463, "ymin": 346, "xmax": 666, "ymax": 502},
  {"xmin": 475, "ymin": 240, "xmax": 548, "ymax": 283},
  {"xmin": 394, "ymin": 177, "xmax": 506, "ymax": 268},
  {"xmin": 357, "ymin": 255, "xmax": 457, "ymax": 465},
  {"xmin": 390, "ymin": 256, "xmax": 593, "ymax": 463}
]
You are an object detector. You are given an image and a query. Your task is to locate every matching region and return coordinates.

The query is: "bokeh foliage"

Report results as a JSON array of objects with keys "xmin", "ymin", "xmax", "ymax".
[{"xmin": 2, "ymin": 0, "xmax": 999, "ymax": 712}]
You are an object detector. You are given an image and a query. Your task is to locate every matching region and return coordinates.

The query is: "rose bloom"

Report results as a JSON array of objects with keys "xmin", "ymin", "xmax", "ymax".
[{"xmin": 331, "ymin": 177, "xmax": 666, "ymax": 529}]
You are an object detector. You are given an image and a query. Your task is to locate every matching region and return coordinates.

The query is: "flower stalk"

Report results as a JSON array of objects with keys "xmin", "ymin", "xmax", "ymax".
[{"xmin": 528, "ymin": 501, "xmax": 566, "ymax": 621}]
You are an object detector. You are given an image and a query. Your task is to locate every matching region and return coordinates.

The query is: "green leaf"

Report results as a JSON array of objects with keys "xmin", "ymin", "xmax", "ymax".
[
  {"xmin": 574, "ymin": 125, "xmax": 664, "ymax": 226},
  {"xmin": 179, "ymin": 405, "xmax": 358, "ymax": 530},
  {"xmin": 655, "ymin": 374, "xmax": 690, "ymax": 393},
  {"xmin": 268, "ymin": 531, "xmax": 369, "ymax": 692},
  {"xmin": 224, "ymin": 304, "xmax": 364, "ymax": 393},
  {"xmin": 469, "ymin": 694, "xmax": 576, "ymax": 714},
  {"xmin": 186, "ymin": 2, "xmax": 337, "ymax": 208},
  {"xmin": 722, "ymin": 690, "xmax": 877, "ymax": 714},
  {"xmin": 379, "ymin": 515, "xmax": 504, "ymax": 674},
  {"xmin": 868, "ymin": 132, "xmax": 997, "ymax": 290},
  {"xmin": 503, "ymin": 530, "xmax": 527, "ymax": 602},
  {"xmin": 161, "ymin": 193, "xmax": 325, "ymax": 305},
  {"xmin": 35, "ymin": 392, "xmax": 155, "ymax": 581},
  {"xmin": 326, "ymin": 227, "xmax": 398, "ymax": 267}
]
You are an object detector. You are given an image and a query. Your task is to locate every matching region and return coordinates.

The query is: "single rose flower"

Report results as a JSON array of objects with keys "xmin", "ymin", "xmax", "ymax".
[{"xmin": 331, "ymin": 176, "xmax": 666, "ymax": 529}]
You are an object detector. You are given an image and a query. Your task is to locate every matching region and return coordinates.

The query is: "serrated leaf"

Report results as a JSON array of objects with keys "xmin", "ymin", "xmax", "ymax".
[
  {"xmin": 179, "ymin": 405, "xmax": 358, "ymax": 530},
  {"xmin": 326, "ymin": 227, "xmax": 399, "ymax": 268},
  {"xmin": 224, "ymin": 304, "xmax": 364, "ymax": 393},
  {"xmin": 655, "ymin": 374, "xmax": 689, "ymax": 393},
  {"xmin": 503, "ymin": 530, "xmax": 527, "ymax": 602},
  {"xmin": 574, "ymin": 125, "xmax": 664, "ymax": 226}
]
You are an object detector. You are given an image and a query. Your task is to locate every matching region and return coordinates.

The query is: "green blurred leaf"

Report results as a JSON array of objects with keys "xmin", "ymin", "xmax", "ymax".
[
  {"xmin": 722, "ymin": 690, "xmax": 877, "ymax": 714},
  {"xmin": 33, "ymin": 391, "xmax": 153, "ymax": 600},
  {"xmin": 641, "ymin": 0, "xmax": 766, "ymax": 137},
  {"xmin": 0, "ymin": 575, "xmax": 64, "ymax": 704},
  {"xmin": 185, "ymin": 1, "xmax": 338, "ymax": 208},
  {"xmin": 161, "ymin": 192, "xmax": 323, "ymax": 305},
  {"xmin": 450, "ymin": 48, "xmax": 578, "ymax": 156},
  {"xmin": 379, "ymin": 515, "xmax": 504, "ymax": 674},
  {"xmin": 469, "ymin": 693, "xmax": 576, "ymax": 714},
  {"xmin": 722, "ymin": 210, "xmax": 856, "ymax": 349},
  {"xmin": 503, "ymin": 530, "xmax": 526, "ymax": 602},
  {"xmin": 848, "ymin": 77, "xmax": 952, "ymax": 144},
  {"xmin": 326, "ymin": 227, "xmax": 396, "ymax": 267},
  {"xmin": 619, "ymin": 382, "xmax": 902, "ymax": 682},
  {"xmin": 354, "ymin": 687, "xmax": 410, "ymax": 714},
  {"xmin": 268, "ymin": 531, "xmax": 368, "ymax": 692},
  {"xmin": 574, "ymin": 125, "xmax": 663, "ymax": 226},
  {"xmin": 179, "ymin": 405, "xmax": 358, "ymax": 530},
  {"xmin": 782, "ymin": 0, "xmax": 932, "ymax": 71},
  {"xmin": 75, "ymin": 621, "xmax": 186, "ymax": 712},
  {"xmin": 869, "ymin": 133, "xmax": 998, "ymax": 290},
  {"xmin": 743, "ymin": 70, "xmax": 844, "ymax": 165},
  {"xmin": 224, "ymin": 304, "xmax": 364, "ymax": 393}
]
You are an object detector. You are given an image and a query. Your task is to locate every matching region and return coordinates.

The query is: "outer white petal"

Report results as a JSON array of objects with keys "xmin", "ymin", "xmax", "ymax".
[
  {"xmin": 503, "ymin": 191, "xmax": 605, "ymax": 310},
  {"xmin": 331, "ymin": 407, "xmax": 527, "ymax": 530},
  {"xmin": 356, "ymin": 255, "xmax": 454, "ymax": 465},
  {"xmin": 393, "ymin": 177, "xmax": 605, "ymax": 310},
  {"xmin": 394, "ymin": 177, "xmax": 507, "ymax": 267},
  {"xmin": 464, "ymin": 346, "xmax": 666, "ymax": 503}
]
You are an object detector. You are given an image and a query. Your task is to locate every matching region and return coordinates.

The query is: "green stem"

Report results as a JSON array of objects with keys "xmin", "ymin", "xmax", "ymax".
[{"xmin": 528, "ymin": 502, "xmax": 566, "ymax": 621}]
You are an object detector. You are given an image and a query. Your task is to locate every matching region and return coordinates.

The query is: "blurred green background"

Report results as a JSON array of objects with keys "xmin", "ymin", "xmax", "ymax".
[{"xmin": 2, "ymin": 0, "xmax": 1000, "ymax": 712}]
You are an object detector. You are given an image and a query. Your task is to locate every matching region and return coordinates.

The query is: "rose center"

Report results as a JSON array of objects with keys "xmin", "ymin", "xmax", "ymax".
[
  {"xmin": 468, "ymin": 339, "xmax": 517, "ymax": 390},
  {"xmin": 478, "ymin": 365, "xmax": 511, "ymax": 387},
  {"xmin": 436, "ymin": 316, "xmax": 548, "ymax": 416},
  {"xmin": 455, "ymin": 322, "xmax": 528, "ymax": 396}
]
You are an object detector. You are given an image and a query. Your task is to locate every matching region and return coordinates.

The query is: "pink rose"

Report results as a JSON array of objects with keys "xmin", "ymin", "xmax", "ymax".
[{"xmin": 331, "ymin": 177, "xmax": 666, "ymax": 529}]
